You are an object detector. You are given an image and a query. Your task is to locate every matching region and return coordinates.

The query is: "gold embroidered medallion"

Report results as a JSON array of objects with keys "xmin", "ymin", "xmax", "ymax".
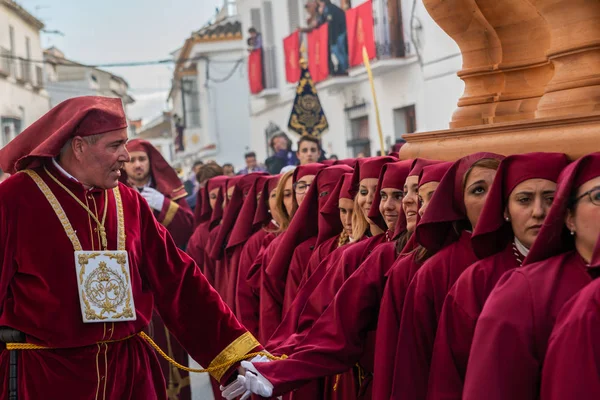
[{"xmin": 75, "ymin": 250, "xmax": 136, "ymax": 323}]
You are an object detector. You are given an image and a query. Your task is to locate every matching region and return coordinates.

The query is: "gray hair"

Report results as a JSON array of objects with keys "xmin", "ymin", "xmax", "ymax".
[{"xmin": 60, "ymin": 133, "xmax": 103, "ymax": 156}]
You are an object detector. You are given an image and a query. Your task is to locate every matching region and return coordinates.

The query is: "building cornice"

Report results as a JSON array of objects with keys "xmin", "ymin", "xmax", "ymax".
[{"xmin": 1, "ymin": 0, "xmax": 44, "ymax": 30}]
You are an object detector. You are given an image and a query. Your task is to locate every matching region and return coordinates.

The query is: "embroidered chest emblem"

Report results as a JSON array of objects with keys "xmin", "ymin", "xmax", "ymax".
[{"xmin": 76, "ymin": 250, "xmax": 136, "ymax": 323}]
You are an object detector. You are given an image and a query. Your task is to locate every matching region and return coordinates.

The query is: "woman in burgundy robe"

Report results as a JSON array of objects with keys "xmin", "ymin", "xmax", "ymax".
[
  {"xmin": 390, "ymin": 152, "xmax": 504, "ymax": 400},
  {"xmin": 427, "ymin": 152, "xmax": 568, "ymax": 400},
  {"xmin": 235, "ymin": 175, "xmax": 280, "ymax": 337},
  {"xmin": 266, "ymin": 157, "xmax": 396, "ymax": 355},
  {"xmin": 373, "ymin": 161, "xmax": 452, "ymax": 400},
  {"xmin": 541, "ymin": 236, "xmax": 600, "ymax": 400},
  {"xmin": 187, "ymin": 175, "xmax": 229, "ymax": 286},
  {"xmin": 209, "ymin": 173, "xmax": 268, "ymax": 311},
  {"xmin": 463, "ymin": 153, "xmax": 600, "ymax": 400},
  {"xmin": 209, "ymin": 176, "xmax": 242, "ymax": 301},
  {"xmin": 272, "ymin": 165, "xmax": 353, "ymax": 315},
  {"xmin": 246, "ymin": 159, "xmax": 412, "ymax": 399},
  {"xmin": 260, "ymin": 164, "xmax": 325, "ymax": 343}
]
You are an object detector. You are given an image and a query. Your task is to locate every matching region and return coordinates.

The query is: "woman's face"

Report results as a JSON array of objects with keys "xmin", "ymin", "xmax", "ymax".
[
  {"xmin": 268, "ymin": 188, "xmax": 279, "ymax": 221},
  {"xmin": 566, "ymin": 176, "xmax": 600, "ymax": 263},
  {"xmin": 339, "ymin": 197, "xmax": 354, "ymax": 237},
  {"xmin": 402, "ymin": 175, "xmax": 419, "ymax": 232},
  {"xmin": 357, "ymin": 178, "xmax": 378, "ymax": 221},
  {"xmin": 418, "ymin": 181, "xmax": 440, "ymax": 219},
  {"xmin": 227, "ymin": 185, "xmax": 235, "ymax": 202},
  {"xmin": 464, "ymin": 167, "xmax": 498, "ymax": 229},
  {"xmin": 379, "ymin": 187, "xmax": 404, "ymax": 231},
  {"xmin": 209, "ymin": 188, "xmax": 219, "ymax": 210},
  {"xmin": 294, "ymin": 174, "xmax": 316, "ymax": 206},
  {"xmin": 283, "ymin": 176, "xmax": 294, "ymax": 217},
  {"xmin": 506, "ymin": 178, "xmax": 556, "ymax": 249}
]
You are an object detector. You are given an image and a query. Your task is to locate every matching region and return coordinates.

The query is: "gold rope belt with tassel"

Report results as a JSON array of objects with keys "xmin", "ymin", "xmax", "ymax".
[{"xmin": 6, "ymin": 331, "xmax": 286, "ymax": 374}]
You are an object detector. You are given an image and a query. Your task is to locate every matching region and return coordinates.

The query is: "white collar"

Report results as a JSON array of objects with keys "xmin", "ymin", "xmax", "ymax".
[
  {"xmin": 52, "ymin": 158, "xmax": 78, "ymax": 182},
  {"xmin": 514, "ymin": 237, "xmax": 530, "ymax": 257}
]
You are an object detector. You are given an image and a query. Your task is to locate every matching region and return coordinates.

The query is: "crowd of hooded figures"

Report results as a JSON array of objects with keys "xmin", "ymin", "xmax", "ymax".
[
  {"xmin": 0, "ymin": 97, "xmax": 599, "ymax": 400},
  {"xmin": 193, "ymin": 151, "xmax": 600, "ymax": 400}
]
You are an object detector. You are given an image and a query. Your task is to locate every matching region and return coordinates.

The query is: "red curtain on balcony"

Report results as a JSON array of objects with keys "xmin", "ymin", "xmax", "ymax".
[
  {"xmin": 346, "ymin": 0, "xmax": 376, "ymax": 68},
  {"xmin": 284, "ymin": 31, "xmax": 301, "ymax": 83},
  {"xmin": 248, "ymin": 49, "xmax": 264, "ymax": 94},
  {"xmin": 307, "ymin": 23, "xmax": 329, "ymax": 83}
]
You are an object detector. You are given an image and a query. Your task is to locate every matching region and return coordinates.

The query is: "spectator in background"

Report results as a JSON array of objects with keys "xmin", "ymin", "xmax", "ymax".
[
  {"xmin": 297, "ymin": 135, "xmax": 322, "ymax": 165},
  {"xmin": 248, "ymin": 27, "xmax": 263, "ymax": 51},
  {"xmin": 265, "ymin": 132, "xmax": 299, "ymax": 174},
  {"xmin": 185, "ymin": 160, "xmax": 206, "ymax": 210},
  {"xmin": 196, "ymin": 163, "xmax": 224, "ymax": 188},
  {"xmin": 317, "ymin": 0, "xmax": 348, "ymax": 75},
  {"xmin": 329, "ymin": 154, "xmax": 339, "ymax": 161},
  {"xmin": 299, "ymin": 1, "xmax": 320, "ymax": 33},
  {"xmin": 239, "ymin": 151, "xmax": 267, "ymax": 175},
  {"xmin": 223, "ymin": 163, "xmax": 236, "ymax": 177}
]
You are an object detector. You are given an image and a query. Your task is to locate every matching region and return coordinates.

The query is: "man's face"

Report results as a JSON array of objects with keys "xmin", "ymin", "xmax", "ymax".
[
  {"xmin": 272, "ymin": 137, "xmax": 287, "ymax": 152},
  {"xmin": 124, "ymin": 151, "xmax": 151, "ymax": 185},
  {"xmin": 297, "ymin": 141, "xmax": 321, "ymax": 165},
  {"xmin": 249, "ymin": 31, "xmax": 257, "ymax": 39},
  {"xmin": 78, "ymin": 128, "xmax": 130, "ymax": 189},
  {"xmin": 246, "ymin": 156, "xmax": 257, "ymax": 169},
  {"xmin": 223, "ymin": 165, "xmax": 235, "ymax": 176}
]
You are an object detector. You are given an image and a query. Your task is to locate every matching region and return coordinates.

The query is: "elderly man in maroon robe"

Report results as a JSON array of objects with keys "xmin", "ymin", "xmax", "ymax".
[
  {"xmin": 0, "ymin": 96, "xmax": 265, "ymax": 400},
  {"xmin": 123, "ymin": 139, "xmax": 193, "ymax": 249}
]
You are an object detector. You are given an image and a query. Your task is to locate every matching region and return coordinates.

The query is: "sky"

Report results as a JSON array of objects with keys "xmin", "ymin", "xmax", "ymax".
[{"xmin": 19, "ymin": 0, "xmax": 224, "ymax": 123}]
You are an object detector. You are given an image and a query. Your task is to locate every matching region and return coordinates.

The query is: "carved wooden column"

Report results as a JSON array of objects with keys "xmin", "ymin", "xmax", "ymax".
[
  {"xmin": 422, "ymin": 0, "xmax": 503, "ymax": 128},
  {"xmin": 535, "ymin": 0, "xmax": 600, "ymax": 118},
  {"xmin": 474, "ymin": 0, "xmax": 554, "ymax": 122}
]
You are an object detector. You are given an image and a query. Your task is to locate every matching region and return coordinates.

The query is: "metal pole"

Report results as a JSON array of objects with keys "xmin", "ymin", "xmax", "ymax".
[{"xmin": 362, "ymin": 46, "xmax": 385, "ymax": 155}]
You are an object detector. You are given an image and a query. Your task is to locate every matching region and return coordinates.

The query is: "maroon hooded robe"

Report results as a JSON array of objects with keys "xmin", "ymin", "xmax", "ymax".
[
  {"xmin": 540, "ymin": 237, "xmax": 600, "ymax": 400},
  {"xmin": 427, "ymin": 153, "xmax": 568, "ymax": 400},
  {"xmin": 463, "ymin": 153, "xmax": 600, "ymax": 400},
  {"xmin": 390, "ymin": 152, "xmax": 504, "ymax": 400}
]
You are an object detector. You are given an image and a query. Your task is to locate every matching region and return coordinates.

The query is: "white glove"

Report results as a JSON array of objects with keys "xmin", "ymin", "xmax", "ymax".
[
  {"xmin": 141, "ymin": 187, "xmax": 165, "ymax": 211},
  {"xmin": 236, "ymin": 360, "xmax": 275, "ymax": 399},
  {"xmin": 220, "ymin": 355, "xmax": 272, "ymax": 400}
]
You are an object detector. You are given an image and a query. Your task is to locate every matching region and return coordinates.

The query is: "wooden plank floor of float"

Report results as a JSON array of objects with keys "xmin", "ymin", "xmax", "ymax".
[{"xmin": 399, "ymin": 112, "xmax": 600, "ymax": 161}]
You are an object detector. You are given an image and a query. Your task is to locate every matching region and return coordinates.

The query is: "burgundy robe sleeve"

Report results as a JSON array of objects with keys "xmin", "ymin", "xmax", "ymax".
[
  {"xmin": 541, "ymin": 282, "xmax": 600, "ymax": 400},
  {"xmin": 0, "ymin": 192, "xmax": 16, "ymax": 351},
  {"xmin": 258, "ymin": 236, "xmax": 284, "ymax": 343},
  {"xmin": 282, "ymin": 238, "xmax": 317, "ymax": 315},
  {"xmin": 373, "ymin": 254, "xmax": 420, "ymax": 400},
  {"xmin": 462, "ymin": 270, "xmax": 538, "ymax": 400},
  {"xmin": 140, "ymin": 199, "xmax": 262, "ymax": 384},
  {"xmin": 391, "ymin": 261, "xmax": 439, "ymax": 400},
  {"xmin": 235, "ymin": 230, "xmax": 267, "ymax": 338},
  {"xmin": 253, "ymin": 249, "xmax": 391, "ymax": 396},
  {"xmin": 156, "ymin": 196, "xmax": 194, "ymax": 248}
]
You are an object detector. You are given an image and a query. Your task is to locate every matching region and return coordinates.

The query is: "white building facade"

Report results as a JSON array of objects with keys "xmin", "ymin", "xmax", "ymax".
[
  {"xmin": 169, "ymin": 13, "xmax": 252, "ymax": 172},
  {"xmin": 44, "ymin": 47, "xmax": 135, "ymax": 125},
  {"xmin": 236, "ymin": 0, "xmax": 465, "ymax": 160},
  {"xmin": 0, "ymin": 0, "xmax": 50, "ymax": 148}
]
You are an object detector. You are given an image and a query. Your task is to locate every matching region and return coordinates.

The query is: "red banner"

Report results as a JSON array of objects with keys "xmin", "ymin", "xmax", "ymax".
[
  {"xmin": 248, "ymin": 49, "xmax": 264, "ymax": 94},
  {"xmin": 283, "ymin": 31, "xmax": 301, "ymax": 83},
  {"xmin": 307, "ymin": 23, "xmax": 329, "ymax": 83},
  {"xmin": 346, "ymin": 0, "xmax": 376, "ymax": 67}
]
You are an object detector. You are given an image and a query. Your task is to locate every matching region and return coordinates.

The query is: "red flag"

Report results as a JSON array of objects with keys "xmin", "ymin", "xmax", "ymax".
[
  {"xmin": 307, "ymin": 23, "xmax": 329, "ymax": 83},
  {"xmin": 346, "ymin": 0, "xmax": 376, "ymax": 68},
  {"xmin": 248, "ymin": 49, "xmax": 264, "ymax": 94},
  {"xmin": 283, "ymin": 31, "xmax": 301, "ymax": 83}
]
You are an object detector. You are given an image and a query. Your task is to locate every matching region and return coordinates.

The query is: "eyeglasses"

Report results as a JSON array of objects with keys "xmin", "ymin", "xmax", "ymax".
[
  {"xmin": 572, "ymin": 187, "xmax": 600, "ymax": 207},
  {"xmin": 294, "ymin": 182, "xmax": 311, "ymax": 194}
]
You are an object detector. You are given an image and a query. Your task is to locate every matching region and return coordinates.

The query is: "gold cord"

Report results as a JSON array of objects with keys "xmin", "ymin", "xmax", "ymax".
[
  {"xmin": 7, "ymin": 332, "xmax": 287, "ymax": 375},
  {"xmin": 44, "ymin": 166, "xmax": 109, "ymax": 249}
]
